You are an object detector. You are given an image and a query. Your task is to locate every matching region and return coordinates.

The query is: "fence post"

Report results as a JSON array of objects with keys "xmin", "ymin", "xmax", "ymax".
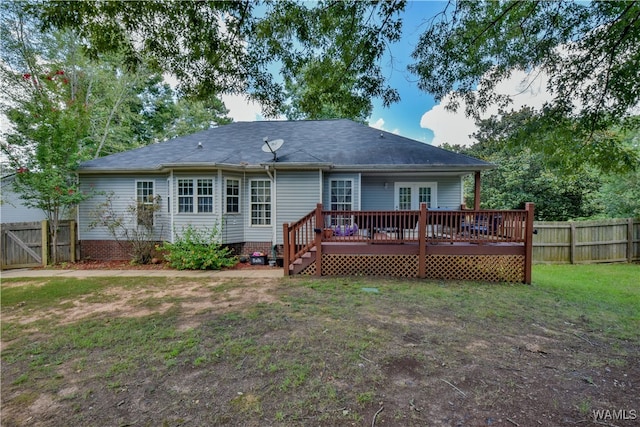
[
  {"xmin": 628, "ymin": 218, "xmax": 634, "ymax": 263},
  {"xmin": 69, "ymin": 220, "xmax": 76, "ymax": 263},
  {"xmin": 40, "ymin": 220, "xmax": 48, "ymax": 267},
  {"xmin": 570, "ymin": 222, "xmax": 576, "ymax": 265},
  {"xmin": 524, "ymin": 203, "xmax": 535, "ymax": 284},
  {"xmin": 418, "ymin": 203, "xmax": 427, "ymax": 278},
  {"xmin": 315, "ymin": 203, "xmax": 323, "ymax": 276}
]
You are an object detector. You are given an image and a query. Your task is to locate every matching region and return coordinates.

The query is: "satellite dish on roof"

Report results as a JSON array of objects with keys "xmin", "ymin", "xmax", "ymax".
[{"xmin": 261, "ymin": 138, "xmax": 284, "ymax": 161}]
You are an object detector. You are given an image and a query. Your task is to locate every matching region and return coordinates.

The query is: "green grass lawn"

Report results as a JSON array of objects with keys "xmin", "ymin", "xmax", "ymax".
[{"xmin": 1, "ymin": 264, "xmax": 638, "ymax": 426}]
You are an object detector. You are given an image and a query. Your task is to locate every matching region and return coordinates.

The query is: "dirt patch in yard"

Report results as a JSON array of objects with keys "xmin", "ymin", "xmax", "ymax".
[{"xmin": 1, "ymin": 277, "xmax": 638, "ymax": 427}]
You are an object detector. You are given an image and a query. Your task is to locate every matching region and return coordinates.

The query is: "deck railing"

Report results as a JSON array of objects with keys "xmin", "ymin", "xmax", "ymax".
[
  {"xmin": 320, "ymin": 208, "xmax": 529, "ymax": 244},
  {"xmin": 284, "ymin": 203, "xmax": 535, "ymax": 282}
]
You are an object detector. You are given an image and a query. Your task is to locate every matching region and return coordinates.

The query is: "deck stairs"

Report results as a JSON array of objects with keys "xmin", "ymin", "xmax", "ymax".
[{"xmin": 289, "ymin": 246, "xmax": 316, "ymax": 275}]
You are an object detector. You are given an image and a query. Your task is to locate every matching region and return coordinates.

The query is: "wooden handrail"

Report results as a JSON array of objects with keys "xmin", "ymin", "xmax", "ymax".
[{"xmin": 284, "ymin": 206, "xmax": 318, "ymax": 272}]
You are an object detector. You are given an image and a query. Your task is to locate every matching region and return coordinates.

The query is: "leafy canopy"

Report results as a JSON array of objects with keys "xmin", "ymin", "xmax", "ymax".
[
  {"xmin": 34, "ymin": 0, "xmax": 405, "ymax": 120},
  {"xmin": 410, "ymin": 0, "xmax": 640, "ymax": 172}
]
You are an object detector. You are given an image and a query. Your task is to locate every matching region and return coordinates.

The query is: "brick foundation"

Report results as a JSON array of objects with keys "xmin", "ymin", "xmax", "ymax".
[
  {"xmin": 80, "ymin": 240, "xmax": 281, "ymax": 262},
  {"xmin": 80, "ymin": 240, "xmax": 161, "ymax": 261}
]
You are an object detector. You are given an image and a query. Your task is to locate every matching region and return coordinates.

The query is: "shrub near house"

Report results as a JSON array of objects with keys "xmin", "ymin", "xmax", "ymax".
[{"xmin": 158, "ymin": 225, "xmax": 236, "ymax": 270}]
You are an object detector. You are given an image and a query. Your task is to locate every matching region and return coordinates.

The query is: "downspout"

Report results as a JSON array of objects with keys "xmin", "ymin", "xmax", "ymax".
[
  {"xmin": 169, "ymin": 170, "xmax": 174, "ymax": 242},
  {"xmin": 265, "ymin": 165, "xmax": 277, "ymax": 245},
  {"xmin": 218, "ymin": 169, "xmax": 224, "ymax": 244}
]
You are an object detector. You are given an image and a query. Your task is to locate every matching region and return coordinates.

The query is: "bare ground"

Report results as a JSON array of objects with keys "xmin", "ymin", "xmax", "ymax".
[{"xmin": 1, "ymin": 271, "xmax": 638, "ymax": 427}]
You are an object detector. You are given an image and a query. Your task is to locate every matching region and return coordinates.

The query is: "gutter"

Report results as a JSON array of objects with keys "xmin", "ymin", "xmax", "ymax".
[{"xmin": 77, "ymin": 162, "xmax": 495, "ymax": 175}]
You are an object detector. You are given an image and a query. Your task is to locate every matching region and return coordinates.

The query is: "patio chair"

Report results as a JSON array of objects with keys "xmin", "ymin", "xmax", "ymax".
[{"xmin": 460, "ymin": 214, "xmax": 501, "ymax": 236}]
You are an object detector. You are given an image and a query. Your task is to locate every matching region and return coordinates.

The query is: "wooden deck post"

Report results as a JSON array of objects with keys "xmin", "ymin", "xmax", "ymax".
[
  {"xmin": 315, "ymin": 203, "xmax": 323, "ymax": 276},
  {"xmin": 283, "ymin": 222, "xmax": 290, "ymax": 276},
  {"xmin": 524, "ymin": 203, "xmax": 535, "ymax": 284},
  {"xmin": 474, "ymin": 171, "xmax": 481, "ymax": 211},
  {"xmin": 418, "ymin": 203, "xmax": 427, "ymax": 278}
]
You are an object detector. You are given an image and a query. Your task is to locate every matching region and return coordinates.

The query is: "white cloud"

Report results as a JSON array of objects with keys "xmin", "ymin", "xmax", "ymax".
[
  {"xmin": 221, "ymin": 94, "xmax": 264, "ymax": 122},
  {"xmin": 368, "ymin": 117, "xmax": 401, "ymax": 136},
  {"xmin": 163, "ymin": 73, "xmax": 266, "ymax": 123},
  {"xmin": 421, "ymin": 69, "xmax": 552, "ymax": 146},
  {"xmin": 369, "ymin": 117, "xmax": 385, "ymax": 130}
]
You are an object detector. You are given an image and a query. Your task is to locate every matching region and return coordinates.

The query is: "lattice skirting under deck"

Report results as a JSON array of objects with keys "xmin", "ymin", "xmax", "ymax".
[{"xmin": 299, "ymin": 254, "xmax": 525, "ymax": 283}]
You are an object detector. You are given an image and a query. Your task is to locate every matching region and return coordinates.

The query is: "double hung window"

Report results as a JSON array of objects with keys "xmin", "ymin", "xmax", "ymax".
[
  {"xmin": 250, "ymin": 180, "xmax": 271, "ymax": 225},
  {"xmin": 177, "ymin": 178, "xmax": 213, "ymax": 213},
  {"xmin": 136, "ymin": 181, "xmax": 155, "ymax": 226},
  {"xmin": 225, "ymin": 178, "xmax": 240, "ymax": 214}
]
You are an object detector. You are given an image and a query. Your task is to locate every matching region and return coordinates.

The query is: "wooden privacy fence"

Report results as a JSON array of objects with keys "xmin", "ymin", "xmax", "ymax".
[
  {"xmin": 533, "ymin": 218, "xmax": 640, "ymax": 264},
  {"xmin": 1, "ymin": 220, "xmax": 77, "ymax": 270}
]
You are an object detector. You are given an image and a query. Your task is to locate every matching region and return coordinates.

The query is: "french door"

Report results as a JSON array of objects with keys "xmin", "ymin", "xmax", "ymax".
[{"xmin": 394, "ymin": 182, "xmax": 436, "ymax": 210}]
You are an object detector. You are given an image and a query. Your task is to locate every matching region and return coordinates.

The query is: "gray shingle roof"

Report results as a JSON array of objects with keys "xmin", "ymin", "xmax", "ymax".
[{"xmin": 78, "ymin": 119, "xmax": 492, "ymax": 172}]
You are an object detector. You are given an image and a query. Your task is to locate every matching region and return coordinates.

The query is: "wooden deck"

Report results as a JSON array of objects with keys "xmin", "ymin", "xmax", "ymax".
[{"xmin": 283, "ymin": 204, "xmax": 535, "ymax": 283}]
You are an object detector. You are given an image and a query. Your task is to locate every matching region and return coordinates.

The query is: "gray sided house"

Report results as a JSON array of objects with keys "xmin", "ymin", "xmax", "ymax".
[{"xmin": 77, "ymin": 119, "xmax": 492, "ymax": 261}]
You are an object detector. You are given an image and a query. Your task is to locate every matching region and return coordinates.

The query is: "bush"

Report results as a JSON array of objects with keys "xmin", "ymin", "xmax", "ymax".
[{"xmin": 158, "ymin": 225, "xmax": 237, "ymax": 270}]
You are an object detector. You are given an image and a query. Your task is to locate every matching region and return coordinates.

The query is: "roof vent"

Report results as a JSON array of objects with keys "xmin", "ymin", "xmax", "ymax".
[{"xmin": 197, "ymin": 142, "xmax": 203, "ymax": 149}]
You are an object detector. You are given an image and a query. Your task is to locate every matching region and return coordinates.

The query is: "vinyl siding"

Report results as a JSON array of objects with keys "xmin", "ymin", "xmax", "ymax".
[
  {"xmin": 275, "ymin": 170, "xmax": 321, "ymax": 243},
  {"xmin": 78, "ymin": 174, "xmax": 170, "ymax": 241},
  {"xmin": 361, "ymin": 175, "xmax": 465, "ymax": 210},
  {"xmin": 361, "ymin": 176, "xmax": 395, "ymax": 210},
  {"xmin": 1, "ymin": 178, "xmax": 50, "ymax": 223}
]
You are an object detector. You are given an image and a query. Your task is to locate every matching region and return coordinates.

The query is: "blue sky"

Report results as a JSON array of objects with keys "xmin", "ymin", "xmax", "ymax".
[{"xmin": 368, "ymin": 0, "xmax": 443, "ymax": 144}]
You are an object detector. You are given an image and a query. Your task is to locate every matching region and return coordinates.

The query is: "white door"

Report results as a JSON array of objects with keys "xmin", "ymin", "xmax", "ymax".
[{"xmin": 395, "ymin": 182, "xmax": 437, "ymax": 210}]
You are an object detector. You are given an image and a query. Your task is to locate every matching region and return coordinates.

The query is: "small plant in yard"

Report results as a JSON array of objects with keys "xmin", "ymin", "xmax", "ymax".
[{"xmin": 158, "ymin": 224, "xmax": 237, "ymax": 270}]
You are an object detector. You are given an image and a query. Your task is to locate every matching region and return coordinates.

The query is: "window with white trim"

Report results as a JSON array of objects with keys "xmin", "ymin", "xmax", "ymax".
[
  {"xmin": 330, "ymin": 179, "xmax": 353, "ymax": 211},
  {"xmin": 177, "ymin": 178, "xmax": 213, "ymax": 213},
  {"xmin": 225, "ymin": 178, "xmax": 240, "ymax": 214},
  {"xmin": 136, "ymin": 180, "xmax": 155, "ymax": 226},
  {"xmin": 197, "ymin": 179, "xmax": 213, "ymax": 213},
  {"xmin": 250, "ymin": 179, "xmax": 271, "ymax": 225},
  {"xmin": 177, "ymin": 179, "xmax": 194, "ymax": 213}
]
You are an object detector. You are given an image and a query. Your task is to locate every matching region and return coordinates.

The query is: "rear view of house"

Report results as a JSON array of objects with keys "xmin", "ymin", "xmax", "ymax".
[
  {"xmin": 77, "ymin": 119, "xmax": 489, "ymax": 256},
  {"xmin": 77, "ymin": 119, "xmax": 535, "ymax": 282}
]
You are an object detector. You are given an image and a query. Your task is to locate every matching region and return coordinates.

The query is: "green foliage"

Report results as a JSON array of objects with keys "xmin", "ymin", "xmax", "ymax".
[
  {"xmin": 474, "ymin": 146, "xmax": 601, "ymax": 221},
  {"xmin": 596, "ymin": 168, "xmax": 640, "ymax": 219},
  {"xmin": 448, "ymin": 110, "xmax": 604, "ymax": 221},
  {"xmin": 33, "ymin": 0, "xmax": 405, "ymax": 120},
  {"xmin": 410, "ymin": 1, "xmax": 640, "ymax": 172},
  {"xmin": 159, "ymin": 225, "xmax": 237, "ymax": 270}
]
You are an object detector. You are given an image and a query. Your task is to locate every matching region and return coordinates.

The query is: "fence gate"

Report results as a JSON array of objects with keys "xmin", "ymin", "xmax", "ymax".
[{"xmin": 1, "ymin": 220, "xmax": 76, "ymax": 270}]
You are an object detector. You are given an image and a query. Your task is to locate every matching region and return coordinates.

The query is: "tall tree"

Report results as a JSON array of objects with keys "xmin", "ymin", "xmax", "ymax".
[
  {"xmin": 1, "ymin": 3, "xmax": 91, "ymax": 263},
  {"xmin": 443, "ymin": 108, "xmax": 604, "ymax": 221},
  {"xmin": 410, "ymin": 0, "xmax": 640, "ymax": 172},
  {"xmin": 33, "ymin": 0, "xmax": 405, "ymax": 119},
  {"xmin": 1, "ymin": 2, "xmax": 231, "ymax": 262}
]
